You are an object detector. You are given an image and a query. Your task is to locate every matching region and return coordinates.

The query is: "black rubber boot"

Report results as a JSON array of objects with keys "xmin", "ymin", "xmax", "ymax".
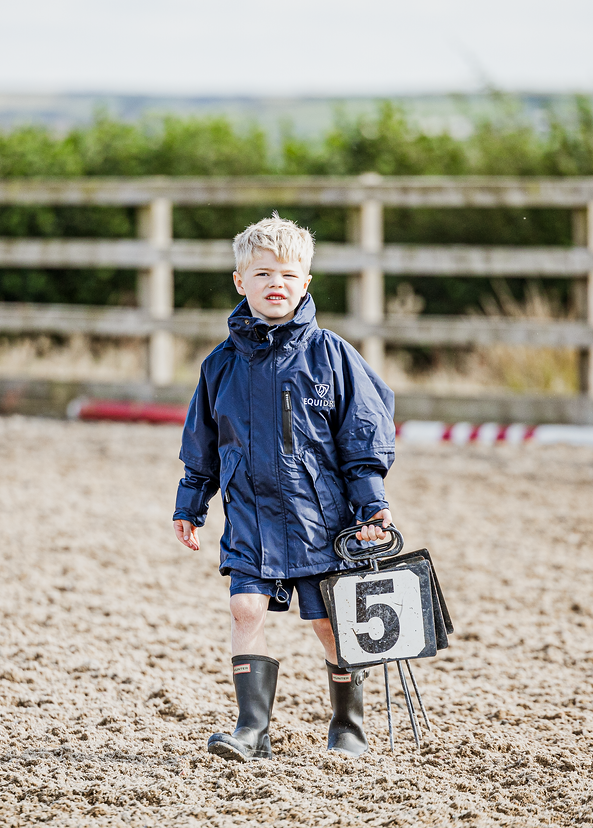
[
  {"xmin": 207, "ymin": 654, "xmax": 279, "ymax": 762},
  {"xmin": 326, "ymin": 662, "xmax": 368, "ymax": 757}
]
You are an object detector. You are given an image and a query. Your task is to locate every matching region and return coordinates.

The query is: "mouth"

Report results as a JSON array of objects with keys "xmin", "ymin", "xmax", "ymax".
[{"xmin": 265, "ymin": 294, "xmax": 287, "ymax": 301}]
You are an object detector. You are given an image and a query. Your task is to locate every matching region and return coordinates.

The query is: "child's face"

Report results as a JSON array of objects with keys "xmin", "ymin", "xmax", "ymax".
[{"xmin": 233, "ymin": 249, "xmax": 312, "ymax": 326}]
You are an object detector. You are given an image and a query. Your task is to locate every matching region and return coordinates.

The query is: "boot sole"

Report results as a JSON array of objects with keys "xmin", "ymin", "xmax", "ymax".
[
  {"xmin": 207, "ymin": 735, "xmax": 272, "ymax": 762},
  {"xmin": 208, "ymin": 739, "xmax": 249, "ymax": 762},
  {"xmin": 328, "ymin": 746, "xmax": 369, "ymax": 758}
]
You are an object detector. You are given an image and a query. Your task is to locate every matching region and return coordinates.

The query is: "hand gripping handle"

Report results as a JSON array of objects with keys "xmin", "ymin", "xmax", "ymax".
[{"xmin": 333, "ymin": 519, "xmax": 404, "ymax": 563}]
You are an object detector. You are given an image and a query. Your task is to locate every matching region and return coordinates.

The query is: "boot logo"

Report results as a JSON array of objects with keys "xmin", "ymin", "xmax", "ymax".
[
  {"xmin": 332, "ymin": 673, "xmax": 351, "ymax": 683},
  {"xmin": 233, "ymin": 664, "xmax": 251, "ymax": 674}
]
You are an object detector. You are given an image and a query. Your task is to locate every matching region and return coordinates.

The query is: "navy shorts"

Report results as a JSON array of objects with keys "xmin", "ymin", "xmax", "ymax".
[{"xmin": 229, "ymin": 571, "xmax": 332, "ymax": 620}]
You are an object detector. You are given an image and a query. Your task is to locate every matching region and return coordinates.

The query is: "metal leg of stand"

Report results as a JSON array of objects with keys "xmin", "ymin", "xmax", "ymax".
[
  {"xmin": 397, "ymin": 660, "xmax": 421, "ymax": 749},
  {"xmin": 405, "ymin": 660, "xmax": 432, "ymax": 732},
  {"xmin": 384, "ymin": 662, "xmax": 394, "ymax": 751}
]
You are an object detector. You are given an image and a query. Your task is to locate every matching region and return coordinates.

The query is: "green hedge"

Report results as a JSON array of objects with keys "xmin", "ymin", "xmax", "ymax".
[{"xmin": 1, "ymin": 99, "xmax": 592, "ymax": 314}]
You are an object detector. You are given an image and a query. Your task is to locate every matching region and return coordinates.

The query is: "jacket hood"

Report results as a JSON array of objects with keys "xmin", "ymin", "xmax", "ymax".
[{"xmin": 227, "ymin": 293, "xmax": 318, "ymax": 354}]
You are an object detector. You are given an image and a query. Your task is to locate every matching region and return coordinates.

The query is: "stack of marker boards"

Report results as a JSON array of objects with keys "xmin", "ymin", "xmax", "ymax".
[{"xmin": 321, "ymin": 520, "xmax": 454, "ymax": 750}]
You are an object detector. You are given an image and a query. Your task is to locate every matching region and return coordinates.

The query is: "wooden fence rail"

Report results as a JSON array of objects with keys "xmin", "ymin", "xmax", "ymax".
[
  {"xmin": 2, "ymin": 239, "xmax": 593, "ymax": 276},
  {"xmin": 2, "ymin": 304, "xmax": 593, "ymax": 349},
  {"xmin": 2, "ymin": 175, "xmax": 593, "ymax": 206},
  {"xmin": 1, "ymin": 175, "xmax": 592, "ymax": 411}
]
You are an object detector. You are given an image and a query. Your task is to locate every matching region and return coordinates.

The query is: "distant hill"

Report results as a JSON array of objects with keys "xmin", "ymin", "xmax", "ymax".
[{"xmin": 0, "ymin": 91, "xmax": 589, "ymax": 142}]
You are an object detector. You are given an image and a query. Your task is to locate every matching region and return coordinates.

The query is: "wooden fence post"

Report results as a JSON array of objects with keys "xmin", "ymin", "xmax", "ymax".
[
  {"xmin": 571, "ymin": 207, "xmax": 593, "ymax": 396},
  {"xmin": 137, "ymin": 199, "xmax": 174, "ymax": 386},
  {"xmin": 360, "ymin": 196, "xmax": 385, "ymax": 375},
  {"xmin": 346, "ymin": 207, "xmax": 362, "ymax": 317},
  {"xmin": 346, "ymin": 175, "xmax": 385, "ymax": 376}
]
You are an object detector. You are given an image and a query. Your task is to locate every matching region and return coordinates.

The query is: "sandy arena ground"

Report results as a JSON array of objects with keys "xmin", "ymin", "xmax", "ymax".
[{"xmin": 0, "ymin": 416, "xmax": 592, "ymax": 827}]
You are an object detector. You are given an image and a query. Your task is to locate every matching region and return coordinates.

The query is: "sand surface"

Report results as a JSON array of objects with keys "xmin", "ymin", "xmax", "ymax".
[{"xmin": 0, "ymin": 416, "xmax": 592, "ymax": 827}]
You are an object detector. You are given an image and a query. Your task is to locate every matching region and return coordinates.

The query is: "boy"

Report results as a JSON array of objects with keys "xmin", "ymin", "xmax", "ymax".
[{"xmin": 173, "ymin": 214, "xmax": 395, "ymax": 762}]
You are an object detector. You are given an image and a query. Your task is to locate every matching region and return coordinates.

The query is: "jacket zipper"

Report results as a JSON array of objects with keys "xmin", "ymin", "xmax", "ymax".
[{"xmin": 282, "ymin": 389, "xmax": 293, "ymax": 454}]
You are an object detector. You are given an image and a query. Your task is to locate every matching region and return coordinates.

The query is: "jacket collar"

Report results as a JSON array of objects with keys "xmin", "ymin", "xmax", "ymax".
[{"xmin": 227, "ymin": 293, "xmax": 318, "ymax": 354}]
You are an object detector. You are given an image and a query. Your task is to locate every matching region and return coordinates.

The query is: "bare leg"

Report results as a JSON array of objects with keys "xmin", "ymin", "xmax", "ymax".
[
  {"xmin": 230, "ymin": 593, "xmax": 270, "ymax": 657},
  {"xmin": 209, "ymin": 595, "xmax": 278, "ymax": 762},
  {"xmin": 311, "ymin": 617, "xmax": 338, "ymax": 664}
]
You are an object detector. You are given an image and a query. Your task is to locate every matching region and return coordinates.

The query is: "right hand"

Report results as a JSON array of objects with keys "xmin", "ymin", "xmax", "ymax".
[
  {"xmin": 355, "ymin": 508, "xmax": 394, "ymax": 542},
  {"xmin": 174, "ymin": 519, "xmax": 200, "ymax": 550}
]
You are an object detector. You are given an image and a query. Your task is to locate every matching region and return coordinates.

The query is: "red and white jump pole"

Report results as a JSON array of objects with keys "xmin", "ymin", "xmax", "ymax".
[{"xmin": 396, "ymin": 420, "xmax": 593, "ymax": 446}]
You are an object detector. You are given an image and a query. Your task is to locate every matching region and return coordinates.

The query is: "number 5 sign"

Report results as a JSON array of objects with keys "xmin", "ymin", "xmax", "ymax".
[{"xmin": 321, "ymin": 560, "xmax": 437, "ymax": 669}]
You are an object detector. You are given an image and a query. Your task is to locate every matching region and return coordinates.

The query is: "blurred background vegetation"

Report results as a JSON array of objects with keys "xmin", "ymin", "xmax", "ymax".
[{"xmin": 1, "ymin": 94, "xmax": 593, "ymax": 320}]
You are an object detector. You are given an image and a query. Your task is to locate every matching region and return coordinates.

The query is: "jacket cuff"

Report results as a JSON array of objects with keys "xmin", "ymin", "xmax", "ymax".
[
  {"xmin": 175, "ymin": 479, "xmax": 210, "ymax": 522},
  {"xmin": 360, "ymin": 499, "xmax": 390, "ymax": 521},
  {"xmin": 346, "ymin": 476, "xmax": 387, "ymax": 520}
]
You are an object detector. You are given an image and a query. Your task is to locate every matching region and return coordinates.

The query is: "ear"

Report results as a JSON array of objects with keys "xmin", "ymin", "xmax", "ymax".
[
  {"xmin": 301, "ymin": 274, "xmax": 312, "ymax": 296},
  {"xmin": 233, "ymin": 271, "xmax": 246, "ymax": 295}
]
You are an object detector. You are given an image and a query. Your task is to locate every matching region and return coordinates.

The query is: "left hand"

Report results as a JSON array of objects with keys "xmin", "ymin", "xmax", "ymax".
[
  {"xmin": 356, "ymin": 508, "xmax": 394, "ymax": 542},
  {"xmin": 174, "ymin": 519, "xmax": 200, "ymax": 551}
]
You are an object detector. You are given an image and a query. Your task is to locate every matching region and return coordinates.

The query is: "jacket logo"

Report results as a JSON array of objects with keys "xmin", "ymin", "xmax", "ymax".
[
  {"xmin": 315, "ymin": 383, "xmax": 330, "ymax": 398},
  {"xmin": 303, "ymin": 395, "xmax": 335, "ymax": 409}
]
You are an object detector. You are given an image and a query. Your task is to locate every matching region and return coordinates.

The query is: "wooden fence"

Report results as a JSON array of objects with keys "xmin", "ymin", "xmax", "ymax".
[{"xmin": 1, "ymin": 174, "xmax": 593, "ymax": 420}]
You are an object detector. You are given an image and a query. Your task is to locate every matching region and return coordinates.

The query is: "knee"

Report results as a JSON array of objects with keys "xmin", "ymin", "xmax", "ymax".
[
  {"xmin": 311, "ymin": 617, "xmax": 335, "ymax": 647},
  {"xmin": 230, "ymin": 593, "xmax": 268, "ymax": 629},
  {"xmin": 312, "ymin": 616, "xmax": 332, "ymax": 634}
]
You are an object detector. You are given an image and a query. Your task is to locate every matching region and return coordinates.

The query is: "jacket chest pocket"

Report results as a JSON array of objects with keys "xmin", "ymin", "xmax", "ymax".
[{"xmin": 281, "ymin": 387, "xmax": 293, "ymax": 455}]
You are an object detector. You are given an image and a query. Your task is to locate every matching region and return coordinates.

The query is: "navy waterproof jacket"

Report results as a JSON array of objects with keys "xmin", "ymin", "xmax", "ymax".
[{"xmin": 174, "ymin": 294, "xmax": 395, "ymax": 579}]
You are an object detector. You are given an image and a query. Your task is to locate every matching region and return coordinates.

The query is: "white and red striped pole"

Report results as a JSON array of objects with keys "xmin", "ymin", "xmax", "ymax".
[{"xmin": 396, "ymin": 420, "xmax": 593, "ymax": 446}]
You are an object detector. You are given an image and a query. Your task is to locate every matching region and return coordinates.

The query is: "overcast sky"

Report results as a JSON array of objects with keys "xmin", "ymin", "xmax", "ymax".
[{"xmin": 1, "ymin": 0, "xmax": 593, "ymax": 97}]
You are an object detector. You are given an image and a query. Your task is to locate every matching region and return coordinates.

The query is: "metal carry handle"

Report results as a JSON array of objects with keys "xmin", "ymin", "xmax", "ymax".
[{"xmin": 333, "ymin": 519, "xmax": 404, "ymax": 563}]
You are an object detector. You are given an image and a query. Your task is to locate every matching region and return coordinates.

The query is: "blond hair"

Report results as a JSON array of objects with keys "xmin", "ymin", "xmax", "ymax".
[{"xmin": 233, "ymin": 212, "xmax": 315, "ymax": 274}]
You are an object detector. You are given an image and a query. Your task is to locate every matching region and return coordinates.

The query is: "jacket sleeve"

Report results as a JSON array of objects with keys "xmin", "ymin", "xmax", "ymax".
[
  {"xmin": 331, "ymin": 339, "xmax": 395, "ymax": 521},
  {"xmin": 173, "ymin": 369, "xmax": 220, "ymax": 527}
]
